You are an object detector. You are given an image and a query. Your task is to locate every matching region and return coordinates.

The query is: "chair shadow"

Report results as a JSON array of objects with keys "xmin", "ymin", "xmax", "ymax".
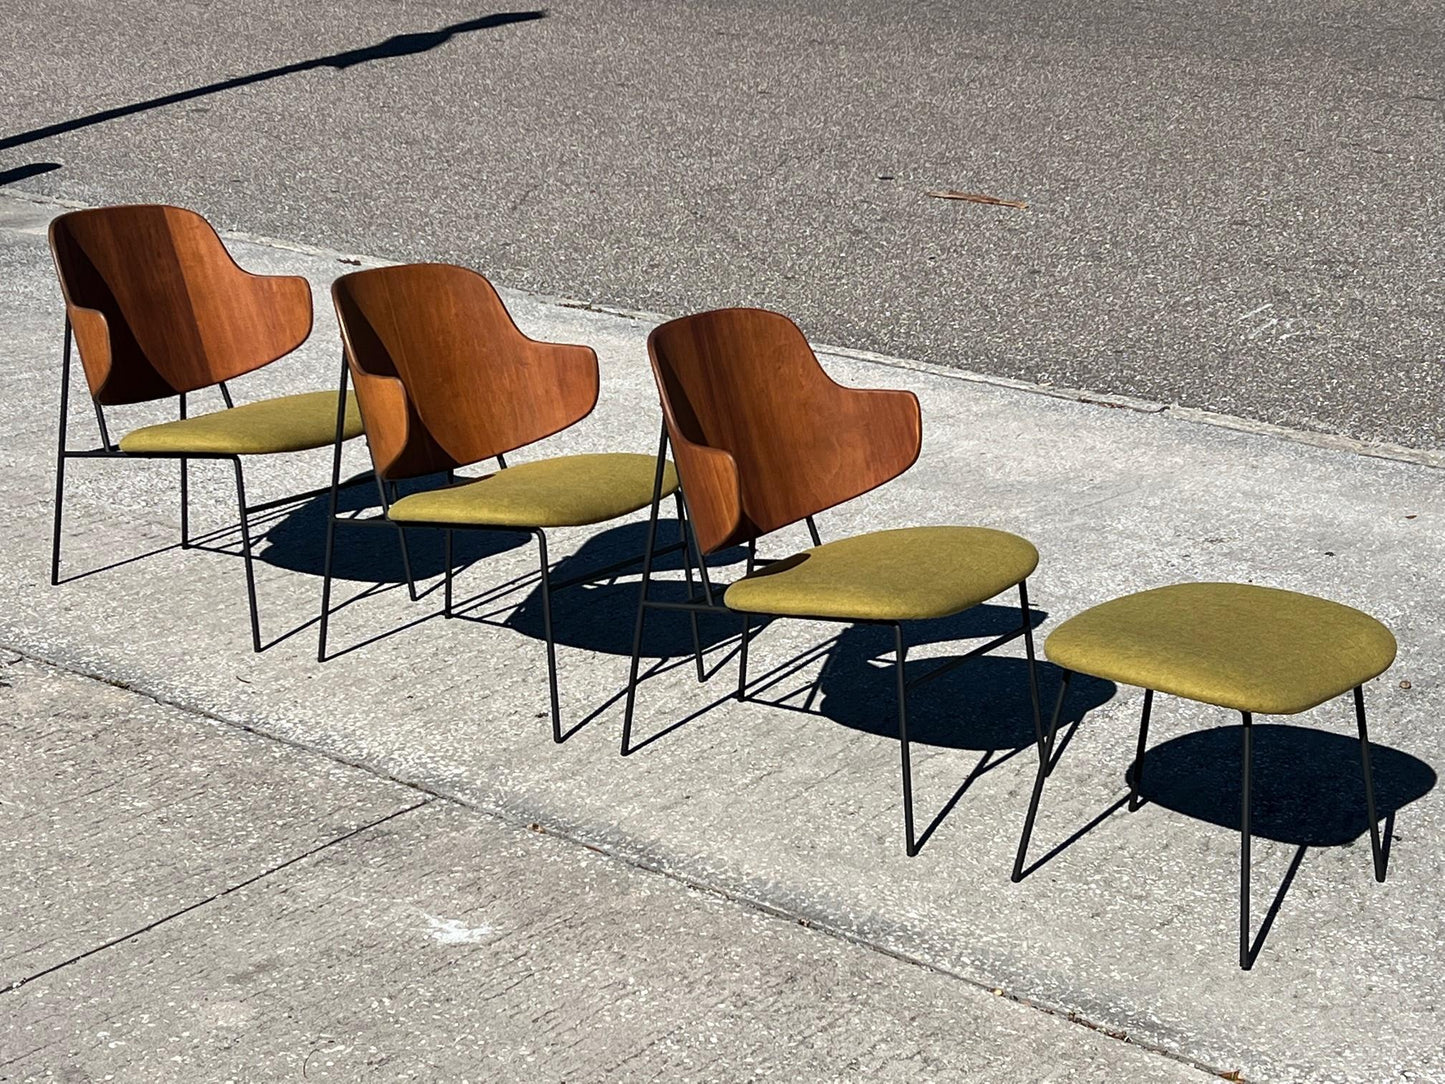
[
  {"xmin": 479, "ymin": 518, "xmax": 750, "ymax": 658},
  {"xmin": 254, "ymin": 472, "xmax": 529, "ymax": 582},
  {"xmin": 0, "ymin": 12, "xmax": 547, "ymax": 152},
  {"xmin": 796, "ymin": 616, "xmax": 1116, "ymax": 852},
  {"xmin": 610, "ymin": 600, "xmax": 1118, "ymax": 852},
  {"xmin": 1028, "ymin": 720, "xmax": 1435, "ymax": 965},
  {"xmin": 1137, "ymin": 722, "xmax": 1435, "ymax": 847},
  {"xmin": 799, "ymin": 615, "xmax": 1115, "ymax": 751}
]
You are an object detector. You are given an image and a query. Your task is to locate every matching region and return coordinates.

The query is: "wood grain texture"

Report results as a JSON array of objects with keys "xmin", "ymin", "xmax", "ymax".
[
  {"xmin": 48, "ymin": 205, "xmax": 312, "ymax": 405},
  {"xmin": 331, "ymin": 263, "xmax": 599, "ymax": 479},
  {"xmin": 647, "ymin": 307, "xmax": 922, "ymax": 554}
]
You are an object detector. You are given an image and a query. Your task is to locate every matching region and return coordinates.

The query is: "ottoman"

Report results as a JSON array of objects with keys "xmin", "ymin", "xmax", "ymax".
[{"xmin": 1012, "ymin": 582, "xmax": 1398, "ymax": 969}]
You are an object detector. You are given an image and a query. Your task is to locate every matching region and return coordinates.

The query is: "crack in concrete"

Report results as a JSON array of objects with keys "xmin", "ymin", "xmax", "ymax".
[{"xmin": 1, "ymin": 793, "xmax": 431, "ymax": 996}]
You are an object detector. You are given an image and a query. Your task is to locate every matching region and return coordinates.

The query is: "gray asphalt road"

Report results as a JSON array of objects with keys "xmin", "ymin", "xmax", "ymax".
[{"xmin": 2, "ymin": 0, "xmax": 1441, "ymax": 447}]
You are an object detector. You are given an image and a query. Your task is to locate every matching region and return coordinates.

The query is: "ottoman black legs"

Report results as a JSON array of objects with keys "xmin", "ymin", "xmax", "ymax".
[
  {"xmin": 1011, "ymin": 669, "xmax": 1071, "ymax": 882},
  {"xmin": 1355, "ymin": 685, "xmax": 1387, "ymax": 883},
  {"xmin": 1240, "ymin": 710, "xmax": 1253, "ymax": 968},
  {"xmin": 1127, "ymin": 689, "xmax": 1153, "ymax": 812},
  {"xmin": 1014, "ymin": 680, "xmax": 1389, "ymax": 969}
]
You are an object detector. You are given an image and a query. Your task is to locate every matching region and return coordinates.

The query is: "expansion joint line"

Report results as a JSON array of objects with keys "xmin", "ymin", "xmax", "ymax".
[{"xmin": 0, "ymin": 799, "xmax": 430, "ymax": 995}]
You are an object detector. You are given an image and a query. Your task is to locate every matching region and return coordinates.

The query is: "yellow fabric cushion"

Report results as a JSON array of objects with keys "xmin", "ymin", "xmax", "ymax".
[
  {"xmin": 118, "ymin": 391, "xmax": 362, "ymax": 455},
  {"xmin": 387, "ymin": 453, "xmax": 678, "ymax": 529},
  {"xmin": 1045, "ymin": 582, "xmax": 1397, "ymax": 715},
  {"xmin": 723, "ymin": 526, "xmax": 1039, "ymax": 622}
]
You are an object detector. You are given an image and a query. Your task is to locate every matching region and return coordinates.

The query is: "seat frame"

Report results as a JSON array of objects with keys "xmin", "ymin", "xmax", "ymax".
[
  {"xmin": 1013, "ymin": 675, "xmax": 1387, "ymax": 969},
  {"xmin": 621, "ymin": 422, "xmax": 1048, "ymax": 856},
  {"xmin": 50, "ymin": 317, "xmax": 381, "ymax": 652}
]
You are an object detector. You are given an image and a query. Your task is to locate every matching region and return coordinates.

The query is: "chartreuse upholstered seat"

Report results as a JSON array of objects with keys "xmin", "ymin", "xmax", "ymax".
[
  {"xmin": 1044, "ymin": 583, "xmax": 1395, "ymax": 715},
  {"xmin": 724, "ymin": 527, "xmax": 1038, "ymax": 623},
  {"xmin": 47, "ymin": 204, "xmax": 366, "ymax": 653},
  {"xmin": 1013, "ymin": 580, "xmax": 1397, "ymax": 970},
  {"xmin": 321, "ymin": 263, "xmax": 685, "ymax": 744},
  {"xmin": 388, "ymin": 453, "xmax": 676, "ymax": 529},
  {"xmin": 119, "ymin": 391, "xmax": 363, "ymax": 456},
  {"xmin": 624, "ymin": 307, "xmax": 1047, "ymax": 858}
]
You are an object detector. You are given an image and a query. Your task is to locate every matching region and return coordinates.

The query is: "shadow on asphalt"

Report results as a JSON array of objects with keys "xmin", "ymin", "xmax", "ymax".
[
  {"xmin": 0, "ymin": 11, "xmax": 548, "ymax": 152},
  {"xmin": 0, "ymin": 163, "xmax": 60, "ymax": 186}
]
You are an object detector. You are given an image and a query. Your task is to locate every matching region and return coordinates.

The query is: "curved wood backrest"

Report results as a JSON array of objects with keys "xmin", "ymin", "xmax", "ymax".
[
  {"xmin": 331, "ymin": 264, "xmax": 600, "ymax": 479},
  {"xmin": 647, "ymin": 308, "xmax": 922, "ymax": 554},
  {"xmin": 47, "ymin": 205, "xmax": 312, "ymax": 405}
]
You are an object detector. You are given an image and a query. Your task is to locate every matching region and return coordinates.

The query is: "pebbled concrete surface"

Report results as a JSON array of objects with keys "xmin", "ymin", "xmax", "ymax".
[
  {"xmin": 2, "ymin": 191, "xmax": 1444, "ymax": 1080},
  {"xmin": 0, "ymin": 657, "xmax": 1214, "ymax": 1081},
  {"xmin": 0, "ymin": 0, "xmax": 1440, "ymax": 449}
]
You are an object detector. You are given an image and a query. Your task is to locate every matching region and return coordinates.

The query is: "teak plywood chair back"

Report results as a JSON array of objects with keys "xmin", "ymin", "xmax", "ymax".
[
  {"xmin": 331, "ymin": 263, "xmax": 599, "ymax": 480},
  {"xmin": 646, "ymin": 307, "xmax": 922, "ymax": 554},
  {"xmin": 322, "ymin": 262, "xmax": 683, "ymax": 743},
  {"xmin": 46, "ymin": 203, "xmax": 365, "ymax": 655},
  {"xmin": 49, "ymin": 204, "xmax": 312, "ymax": 404}
]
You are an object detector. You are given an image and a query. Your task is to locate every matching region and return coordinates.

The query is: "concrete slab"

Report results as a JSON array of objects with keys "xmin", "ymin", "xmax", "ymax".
[
  {"xmin": 2, "ymin": 191, "xmax": 1442, "ymax": 1080},
  {"xmin": 0, "ymin": 656, "xmax": 420, "ymax": 986},
  {"xmin": 1, "ymin": 787, "xmax": 1213, "ymax": 1081}
]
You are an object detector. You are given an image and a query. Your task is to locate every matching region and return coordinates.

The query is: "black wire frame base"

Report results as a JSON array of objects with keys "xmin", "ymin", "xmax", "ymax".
[
  {"xmin": 49, "ymin": 317, "xmax": 375, "ymax": 653},
  {"xmin": 1011, "ymin": 674, "xmax": 1389, "ymax": 969},
  {"xmin": 313, "ymin": 358, "xmax": 696, "ymax": 745},
  {"xmin": 619, "ymin": 423, "xmax": 1048, "ymax": 857}
]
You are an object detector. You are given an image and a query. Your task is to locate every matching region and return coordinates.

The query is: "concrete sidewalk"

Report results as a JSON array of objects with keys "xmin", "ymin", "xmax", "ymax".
[
  {"xmin": 2, "ymin": 656, "xmax": 1204, "ymax": 1081},
  {"xmin": 1, "ymin": 190, "xmax": 1442, "ymax": 1081}
]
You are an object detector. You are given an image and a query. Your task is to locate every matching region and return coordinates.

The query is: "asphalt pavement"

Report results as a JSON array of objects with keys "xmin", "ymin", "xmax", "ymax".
[{"xmin": 1, "ymin": 0, "xmax": 1440, "ymax": 447}]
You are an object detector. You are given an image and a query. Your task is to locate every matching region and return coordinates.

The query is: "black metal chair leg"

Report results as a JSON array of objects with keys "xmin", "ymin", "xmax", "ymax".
[
  {"xmin": 894, "ymin": 623, "xmax": 918, "ymax": 856},
  {"xmin": 444, "ymin": 530, "xmax": 454, "ymax": 617},
  {"xmin": 179, "ymin": 393, "xmax": 190, "ymax": 548},
  {"xmin": 317, "ymin": 504, "xmax": 338, "ymax": 662},
  {"xmin": 377, "ymin": 477, "xmax": 419, "ymax": 601},
  {"xmin": 1128, "ymin": 689, "xmax": 1154, "ymax": 811},
  {"xmin": 50, "ymin": 319, "xmax": 74, "ymax": 586},
  {"xmin": 1354, "ymin": 685, "xmax": 1387, "ymax": 882},
  {"xmin": 535, "ymin": 529, "xmax": 563, "ymax": 743},
  {"xmin": 1012, "ymin": 670, "xmax": 1072, "ymax": 881},
  {"xmin": 230, "ymin": 458, "xmax": 262, "ymax": 653},
  {"xmin": 674, "ymin": 492, "xmax": 704, "ymax": 681},
  {"xmin": 737, "ymin": 539, "xmax": 757, "ymax": 700},
  {"xmin": 1240, "ymin": 710, "xmax": 1254, "ymax": 969},
  {"xmin": 1019, "ymin": 580, "xmax": 1045, "ymax": 770},
  {"xmin": 317, "ymin": 358, "xmax": 350, "ymax": 663},
  {"xmin": 621, "ymin": 426, "xmax": 671, "ymax": 755}
]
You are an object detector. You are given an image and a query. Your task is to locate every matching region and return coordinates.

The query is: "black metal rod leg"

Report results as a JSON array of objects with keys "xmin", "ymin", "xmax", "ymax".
[
  {"xmin": 894, "ymin": 623, "xmax": 918, "ymax": 856},
  {"xmin": 1012, "ymin": 670, "xmax": 1072, "ymax": 881},
  {"xmin": 1240, "ymin": 710, "xmax": 1253, "ymax": 969},
  {"xmin": 379, "ymin": 478, "xmax": 419, "ymax": 601},
  {"xmin": 535, "ymin": 529, "xmax": 563, "ymax": 743},
  {"xmin": 1354, "ymin": 685, "xmax": 1386, "ymax": 882},
  {"xmin": 231, "ymin": 458, "xmax": 262, "ymax": 653},
  {"xmin": 737, "ymin": 539, "xmax": 756, "ymax": 700},
  {"xmin": 1128, "ymin": 689, "xmax": 1154, "ymax": 812},
  {"xmin": 1019, "ymin": 580, "xmax": 1045, "ymax": 769},
  {"xmin": 317, "ymin": 358, "xmax": 350, "ymax": 663},
  {"xmin": 674, "ymin": 492, "xmax": 704, "ymax": 681},
  {"xmin": 443, "ymin": 529, "xmax": 454, "ymax": 617},
  {"xmin": 50, "ymin": 320, "xmax": 72, "ymax": 586},
  {"xmin": 179, "ymin": 392, "xmax": 190, "ymax": 548},
  {"xmin": 621, "ymin": 426, "xmax": 670, "ymax": 755}
]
